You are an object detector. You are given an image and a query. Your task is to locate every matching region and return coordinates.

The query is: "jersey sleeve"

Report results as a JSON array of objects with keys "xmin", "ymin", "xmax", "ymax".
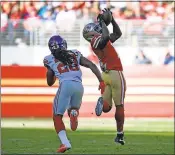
[
  {"xmin": 43, "ymin": 55, "xmax": 52, "ymax": 68},
  {"xmin": 91, "ymin": 35, "xmax": 102, "ymax": 49}
]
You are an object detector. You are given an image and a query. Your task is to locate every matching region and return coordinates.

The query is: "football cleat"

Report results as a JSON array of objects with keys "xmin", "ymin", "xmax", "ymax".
[
  {"xmin": 114, "ymin": 133, "xmax": 125, "ymax": 145},
  {"xmin": 70, "ymin": 109, "xmax": 78, "ymax": 131},
  {"xmin": 57, "ymin": 144, "xmax": 71, "ymax": 153},
  {"xmin": 95, "ymin": 97, "xmax": 104, "ymax": 116}
]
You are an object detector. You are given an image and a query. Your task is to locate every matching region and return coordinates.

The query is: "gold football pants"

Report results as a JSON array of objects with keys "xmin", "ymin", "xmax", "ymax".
[{"xmin": 102, "ymin": 70, "xmax": 126, "ymax": 107}]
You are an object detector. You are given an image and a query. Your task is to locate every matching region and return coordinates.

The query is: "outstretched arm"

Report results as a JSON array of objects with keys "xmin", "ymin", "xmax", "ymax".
[
  {"xmin": 110, "ymin": 17, "xmax": 122, "ymax": 43},
  {"xmin": 80, "ymin": 56, "xmax": 105, "ymax": 94},
  {"xmin": 92, "ymin": 10, "xmax": 122, "ymax": 50},
  {"xmin": 80, "ymin": 56, "xmax": 103, "ymax": 82},
  {"xmin": 92, "ymin": 15, "xmax": 110, "ymax": 50},
  {"xmin": 98, "ymin": 20, "xmax": 110, "ymax": 49}
]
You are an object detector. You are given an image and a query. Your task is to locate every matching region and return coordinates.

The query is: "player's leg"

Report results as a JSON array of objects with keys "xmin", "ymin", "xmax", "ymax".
[
  {"xmin": 67, "ymin": 81, "xmax": 84, "ymax": 131},
  {"xmin": 95, "ymin": 72, "xmax": 113, "ymax": 116},
  {"xmin": 102, "ymin": 85, "xmax": 113, "ymax": 112},
  {"xmin": 53, "ymin": 82, "xmax": 72, "ymax": 152},
  {"xmin": 110, "ymin": 70, "xmax": 126, "ymax": 145}
]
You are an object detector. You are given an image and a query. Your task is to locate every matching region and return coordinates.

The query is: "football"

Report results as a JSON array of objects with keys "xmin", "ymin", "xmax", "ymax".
[{"xmin": 102, "ymin": 11, "xmax": 112, "ymax": 26}]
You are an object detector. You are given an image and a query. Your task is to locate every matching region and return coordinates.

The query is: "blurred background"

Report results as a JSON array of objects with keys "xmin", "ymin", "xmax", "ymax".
[{"xmin": 1, "ymin": 1, "xmax": 174, "ymax": 128}]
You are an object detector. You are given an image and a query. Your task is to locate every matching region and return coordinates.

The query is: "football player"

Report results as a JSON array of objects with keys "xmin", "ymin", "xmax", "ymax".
[
  {"xmin": 83, "ymin": 8, "xmax": 126, "ymax": 145},
  {"xmin": 43, "ymin": 35, "xmax": 105, "ymax": 153}
]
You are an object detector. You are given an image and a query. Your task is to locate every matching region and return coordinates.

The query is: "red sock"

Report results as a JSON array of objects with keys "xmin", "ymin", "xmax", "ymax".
[
  {"xmin": 53, "ymin": 115, "xmax": 65, "ymax": 133},
  {"xmin": 115, "ymin": 105, "xmax": 125, "ymax": 132}
]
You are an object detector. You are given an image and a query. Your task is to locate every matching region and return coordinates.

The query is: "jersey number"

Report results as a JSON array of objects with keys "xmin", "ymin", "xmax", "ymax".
[{"xmin": 56, "ymin": 56, "xmax": 79, "ymax": 74}]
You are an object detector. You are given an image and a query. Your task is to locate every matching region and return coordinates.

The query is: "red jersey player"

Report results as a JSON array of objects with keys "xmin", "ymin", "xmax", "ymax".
[{"xmin": 83, "ymin": 8, "xmax": 126, "ymax": 145}]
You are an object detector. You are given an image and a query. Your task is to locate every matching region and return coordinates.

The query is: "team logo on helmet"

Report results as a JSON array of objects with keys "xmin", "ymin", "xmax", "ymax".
[
  {"xmin": 83, "ymin": 23, "xmax": 102, "ymax": 42},
  {"xmin": 50, "ymin": 40, "xmax": 59, "ymax": 50},
  {"xmin": 48, "ymin": 35, "xmax": 67, "ymax": 53}
]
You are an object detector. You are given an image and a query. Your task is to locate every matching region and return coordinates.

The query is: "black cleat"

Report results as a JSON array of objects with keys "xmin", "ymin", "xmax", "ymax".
[
  {"xmin": 115, "ymin": 133, "xmax": 125, "ymax": 145},
  {"xmin": 95, "ymin": 97, "xmax": 103, "ymax": 116}
]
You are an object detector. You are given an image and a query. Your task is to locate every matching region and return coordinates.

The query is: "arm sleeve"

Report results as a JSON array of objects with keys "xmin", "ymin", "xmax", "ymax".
[
  {"xmin": 110, "ymin": 19, "xmax": 122, "ymax": 43},
  {"xmin": 91, "ymin": 35, "xmax": 102, "ymax": 49},
  {"xmin": 43, "ymin": 56, "xmax": 51, "ymax": 69},
  {"xmin": 91, "ymin": 35, "xmax": 111, "ymax": 51},
  {"xmin": 91, "ymin": 21, "xmax": 110, "ymax": 50}
]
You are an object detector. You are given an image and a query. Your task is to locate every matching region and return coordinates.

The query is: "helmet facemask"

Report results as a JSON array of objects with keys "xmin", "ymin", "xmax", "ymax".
[{"xmin": 49, "ymin": 38, "xmax": 67, "ymax": 55}]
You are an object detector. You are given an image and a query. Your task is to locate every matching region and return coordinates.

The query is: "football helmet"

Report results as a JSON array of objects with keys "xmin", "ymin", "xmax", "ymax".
[
  {"xmin": 48, "ymin": 35, "xmax": 67, "ymax": 54},
  {"xmin": 83, "ymin": 22, "xmax": 102, "ymax": 42}
]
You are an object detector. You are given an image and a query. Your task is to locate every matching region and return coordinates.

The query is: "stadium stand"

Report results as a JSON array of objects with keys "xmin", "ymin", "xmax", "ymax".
[{"xmin": 1, "ymin": 1, "xmax": 174, "ymax": 47}]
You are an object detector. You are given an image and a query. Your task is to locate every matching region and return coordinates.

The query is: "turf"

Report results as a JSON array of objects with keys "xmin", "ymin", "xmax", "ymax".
[{"xmin": 1, "ymin": 128, "xmax": 174, "ymax": 154}]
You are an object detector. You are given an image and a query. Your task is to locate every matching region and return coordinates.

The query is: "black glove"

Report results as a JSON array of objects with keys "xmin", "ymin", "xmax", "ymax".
[
  {"xmin": 97, "ymin": 14, "xmax": 105, "ymax": 27},
  {"xmin": 102, "ymin": 8, "xmax": 112, "ymax": 14},
  {"xmin": 97, "ymin": 14, "xmax": 104, "ymax": 22},
  {"xmin": 102, "ymin": 8, "xmax": 114, "ymax": 21}
]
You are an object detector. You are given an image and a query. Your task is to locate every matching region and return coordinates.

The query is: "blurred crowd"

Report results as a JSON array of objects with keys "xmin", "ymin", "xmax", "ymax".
[
  {"xmin": 134, "ymin": 47, "xmax": 174, "ymax": 65},
  {"xmin": 1, "ymin": 1, "xmax": 174, "ymax": 24},
  {"xmin": 1, "ymin": 1, "xmax": 174, "ymax": 36}
]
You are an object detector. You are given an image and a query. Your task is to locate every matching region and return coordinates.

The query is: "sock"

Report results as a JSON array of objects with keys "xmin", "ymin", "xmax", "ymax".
[
  {"xmin": 58, "ymin": 130, "xmax": 71, "ymax": 148},
  {"xmin": 117, "ymin": 131, "xmax": 123, "ymax": 134},
  {"xmin": 115, "ymin": 105, "xmax": 125, "ymax": 132},
  {"xmin": 53, "ymin": 115, "xmax": 71, "ymax": 148},
  {"xmin": 53, "ymin": 115, "xmax": 65, "ymax": 133}
]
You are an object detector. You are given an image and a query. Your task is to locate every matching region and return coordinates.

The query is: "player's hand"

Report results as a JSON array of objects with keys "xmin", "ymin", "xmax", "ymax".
[
  {"xmin": 102, "ymin": 8, "xmax": 114, "ymax": 22},
  {"xmin": 102, "ymin": 8, "xmax": 112, "ymax": 14},
  {"xmin": 102, "ymin": 8, "xmax": 109, "ymax": 13},
  {"xmin": 102, "ymin": 8, "xmax": 114, "ymax": 21},
  {"xmin": 98, "ymin": 81, "xmax": 105, "ymax": 94},
  {"xmin": 97, "ymin": 14, "xmax": 106, "ymax": 27},
  {"xmin": 97, "ymin": 14, "xmax": 104, "ymax": 22}
]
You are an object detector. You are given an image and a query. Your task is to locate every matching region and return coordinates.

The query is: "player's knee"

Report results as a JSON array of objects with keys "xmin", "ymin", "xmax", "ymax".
[
  {"xmin": 115, "ymin": 104, "xmax": 124, "ymax": 108},
  {"xmin": 53, "ymin": 114, "xmax": 63, "ymax": 119},
  {"xmin": 53, "ymin": 114, "xmax": 63, "ymax": 123},
  {"xmin": 103, "ymin": 101, "xmax": 112, "ymax": 113},
  {"xmin": 67, "ymin": 108, "xmax": 79, "ymax": 117}
]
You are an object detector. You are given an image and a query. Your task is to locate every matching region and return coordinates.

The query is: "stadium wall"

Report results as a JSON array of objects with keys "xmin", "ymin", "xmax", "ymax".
[
  {"xmin": 1, "ymin": 65, "xmax": 174, "ymax": 118},
  {"xmin": 1, "ymin": 46, "xmax": 170, "ymax": 66}
]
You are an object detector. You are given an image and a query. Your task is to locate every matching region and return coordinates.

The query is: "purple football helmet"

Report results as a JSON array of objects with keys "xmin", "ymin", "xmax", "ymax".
[{"xmin": 48, "ymin": 35, "xmax": 67, "ymax": 53}]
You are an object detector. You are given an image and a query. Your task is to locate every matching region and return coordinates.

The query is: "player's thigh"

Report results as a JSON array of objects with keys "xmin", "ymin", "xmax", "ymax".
[
  {"xmin": 68, "ymin": 82, "xmax": 84, "ymax": 110},
  {"xmin": 102, "ymin": 72, "xmax": 113, "ymax": 107},
  {"xmin": 110, "ymin": 71, "xmax": 125, "ymax": 106},
  {"xmin": 53, "ymin": 82, "xmax": 71, "ymax": 115},
  {"xmin": 102, "ymin": 84, "xmax": 112, "ymax": 107},
  {"xmin": 102, "ymin": 71, "xmax": 110, "ymax": 85}
]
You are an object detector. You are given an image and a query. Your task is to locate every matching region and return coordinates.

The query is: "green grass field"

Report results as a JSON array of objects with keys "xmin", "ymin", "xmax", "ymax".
[{"xmin": 1, "ymin": 118, "xmax": 174, "ymax": 154}]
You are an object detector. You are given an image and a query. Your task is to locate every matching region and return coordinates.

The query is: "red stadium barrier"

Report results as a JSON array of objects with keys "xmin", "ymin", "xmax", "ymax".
[
  {"xmin": 1, "ymin": 65, "xmax": 174, "ymax": 118},
  {"xmin": 1, "ymin": 65, "xmax": 174, "ymax": 78}
]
